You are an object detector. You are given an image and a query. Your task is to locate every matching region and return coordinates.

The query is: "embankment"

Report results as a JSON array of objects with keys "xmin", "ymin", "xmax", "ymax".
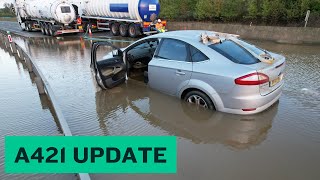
[{"xmin": 167, "ymin": 21, "xmax": 320, "ymax": 44}]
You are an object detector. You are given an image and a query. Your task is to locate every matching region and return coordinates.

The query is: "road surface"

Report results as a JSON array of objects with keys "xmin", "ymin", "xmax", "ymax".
[
  {"xmin": 0, "ymin": 21, "xmax": 112, "ymax": 38},
  {"xmin": 0, "ymin": 21, "xmax": 47, "ymax": 37}
]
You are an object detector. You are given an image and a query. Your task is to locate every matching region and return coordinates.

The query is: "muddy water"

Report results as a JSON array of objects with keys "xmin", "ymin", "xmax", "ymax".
[
  {"xmin": 0, "ymin": 44, "xmax": 75, "ymax": 179},
  {"xmin": 2, "ymin": 36, "xmax": 320, "ymax": 180}
]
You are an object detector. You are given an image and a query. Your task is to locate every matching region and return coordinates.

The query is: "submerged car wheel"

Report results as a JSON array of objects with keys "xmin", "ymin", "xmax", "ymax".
[{"xmin": 184, "ymin": 91, "xmax": 215, "ymax": 110}]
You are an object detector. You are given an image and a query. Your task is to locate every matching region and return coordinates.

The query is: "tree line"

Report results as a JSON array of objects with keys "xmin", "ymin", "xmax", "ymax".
[
  {"xmin": 159, "ymin": 0, "xmax": 320, "ymax": 26},
  {"xmin": 0, "ymin": 3, "xmax": 15, "ymax": 17}
]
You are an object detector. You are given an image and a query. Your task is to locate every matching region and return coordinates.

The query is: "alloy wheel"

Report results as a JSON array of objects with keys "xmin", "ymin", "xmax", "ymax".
[{"xmin": 187, "ymin": 95, "xmax": 208, "ymax": 108}]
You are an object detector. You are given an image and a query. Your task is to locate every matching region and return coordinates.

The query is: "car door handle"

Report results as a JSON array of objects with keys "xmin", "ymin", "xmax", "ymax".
[{"xmin": 176, "ymin": 70, "xmax": 186, "ymax": 76}]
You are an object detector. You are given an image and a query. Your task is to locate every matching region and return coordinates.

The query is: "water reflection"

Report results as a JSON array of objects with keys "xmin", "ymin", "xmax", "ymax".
[
  {"xmin": 0, "ymin": 46, "xmax": 73, "ymax": 180},
  {"xmin": 95, "ymin": 81, "xmax": 277, "ymax": 150},
  {"xmin": 22, "ymin": 37, "xmax": 90, "ymax": 59},
  {"xmin": 19, "ymin": 36, "xmax": 133, "ymax": 60}
]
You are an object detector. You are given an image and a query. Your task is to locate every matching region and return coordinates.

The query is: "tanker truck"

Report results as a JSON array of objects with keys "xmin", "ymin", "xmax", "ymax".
[
  {"xmin": 14, "ymin": 0, "xmax": 83, "ymax": 36},
  {"xmin": 67, "ymin": 0, "xmax": 166, "ymax": 38}
]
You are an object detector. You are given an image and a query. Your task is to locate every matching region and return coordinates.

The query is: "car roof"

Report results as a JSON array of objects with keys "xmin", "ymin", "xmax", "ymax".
[
  {"xmin": 145, "ymin": 30, "xmax": 239, "ymax": 48},
  {"xmin": 148, "ymin": 30, "xmax": 205, "ymax": 43},
  {"xmin": 127, "ymin": 30, "xmax": 209, "ymax": 50}
]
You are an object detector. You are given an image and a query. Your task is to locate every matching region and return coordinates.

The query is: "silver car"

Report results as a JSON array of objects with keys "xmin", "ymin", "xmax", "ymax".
[{"xmin": 91, "ymin": 30, "xmax": 286, "ymax": 115}]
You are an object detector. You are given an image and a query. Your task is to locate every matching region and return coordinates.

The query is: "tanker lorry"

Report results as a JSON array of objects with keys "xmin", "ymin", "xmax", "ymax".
[
  {"xmin": 67, "ymin": 0, "xmax": 166, "ymax": 38},
  {"xmin": 14, "ymin": 0, "xmax": 83, "ymax": 36}
]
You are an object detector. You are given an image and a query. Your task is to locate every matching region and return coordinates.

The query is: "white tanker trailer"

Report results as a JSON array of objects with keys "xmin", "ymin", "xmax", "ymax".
[
  {"xmin": 14, "ymin": 0, "xmax": 83, "ymax": 36},
  {"xmin": 67, "ymin": 0, "xmax": 166, "ymax": 38}
]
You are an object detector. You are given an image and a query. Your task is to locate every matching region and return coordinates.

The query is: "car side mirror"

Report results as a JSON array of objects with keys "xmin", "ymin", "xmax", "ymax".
[{"xmin": 112, "ymin": 49, "xmax": 122, "ymax": 57}]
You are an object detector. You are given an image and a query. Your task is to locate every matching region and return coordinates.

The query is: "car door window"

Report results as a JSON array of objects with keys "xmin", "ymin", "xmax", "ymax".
[
  {"xmin": 131, "ymin": 40, "xmax": 159, "ymax": 50},
  {"xmin": 156, "ymin": 39, "xmax": 189, "ymax": 62},
  {"xmin": 133, "ymin": 42, "xmax": 150, "ymax": 49},
  {"xmin": 190, "ymin": 46, "xmax": 209, "ymax": 62}
]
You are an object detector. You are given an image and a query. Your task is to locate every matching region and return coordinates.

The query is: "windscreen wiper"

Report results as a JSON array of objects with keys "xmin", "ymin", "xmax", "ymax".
[{"xmin": 154, "ymin": 55, "xmax": 169, "ymax": 60}]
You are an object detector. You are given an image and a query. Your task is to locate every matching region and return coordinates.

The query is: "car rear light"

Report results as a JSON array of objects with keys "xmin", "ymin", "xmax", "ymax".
[
  {"xmin": 242, "ymin": 108, "xmax": 257, "ymax": 112},
  {"xmin": 235, "ymin": 72, "xmax": 269, "ymax": 85}
]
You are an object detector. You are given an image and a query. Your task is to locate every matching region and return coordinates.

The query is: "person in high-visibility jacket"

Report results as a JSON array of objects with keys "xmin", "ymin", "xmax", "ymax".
[
  {"xmin": 155, "ymin": 19, "xmax": 165, "ymax": 33},
  {"xmin": 76, "ymin": 16, "xmax": 83, "ymax": 30},
  {"xmin": 77, "ymin": 17, "xmax": 82, "ymax": 25}
]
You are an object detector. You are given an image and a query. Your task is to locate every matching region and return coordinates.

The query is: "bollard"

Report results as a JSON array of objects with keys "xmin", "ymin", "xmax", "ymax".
[{"xmin": 35, "ymin": 77, "xmax": 45, "ymax": 95}]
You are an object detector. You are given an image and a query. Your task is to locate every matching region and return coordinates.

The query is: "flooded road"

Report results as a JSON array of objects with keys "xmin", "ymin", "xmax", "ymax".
[
  {"xmin": 0, "ymin": 43, "xmax": 75, "ymax": 179},
  {"xmin": 1, "ymin": 35, "xmax": 320, "ymax": 180}
]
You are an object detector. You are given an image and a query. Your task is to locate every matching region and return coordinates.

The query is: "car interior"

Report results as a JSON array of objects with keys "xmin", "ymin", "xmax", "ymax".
[{"xmin": 126, "ymin": 39, "xmax": 159, "ymax": 83}]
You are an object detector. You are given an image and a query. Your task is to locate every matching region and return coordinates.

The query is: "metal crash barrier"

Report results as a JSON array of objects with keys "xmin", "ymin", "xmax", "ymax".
[{"xmin": 0, "ymin": 31, "xmax": 91, "ymax": 180}]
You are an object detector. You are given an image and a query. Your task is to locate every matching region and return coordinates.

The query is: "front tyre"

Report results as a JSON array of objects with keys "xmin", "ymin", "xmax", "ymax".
[{"xmin": 184, "ymin": 91, "xmax": 215, "ymax": 110}]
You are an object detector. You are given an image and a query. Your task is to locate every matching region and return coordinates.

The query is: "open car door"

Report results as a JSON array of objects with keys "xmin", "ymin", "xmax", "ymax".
[{"xmin": 91, "ymin": 42, "xmax": 126, "ymax": 90}]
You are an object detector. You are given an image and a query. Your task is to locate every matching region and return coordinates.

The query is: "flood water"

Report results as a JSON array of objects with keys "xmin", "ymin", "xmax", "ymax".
[
  {"xmin": 1, "ymin": 35, "xmax": 320, "ymax": 180},
  {"xmin": 0, "ymin": 41, "xmax": 75, "ymax": 179}
]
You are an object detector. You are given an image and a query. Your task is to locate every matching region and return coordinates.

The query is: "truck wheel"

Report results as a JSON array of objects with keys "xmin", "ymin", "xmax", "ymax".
[
  {"xmin": 19, "ymin": 22, "xmax": 26, "ymax": 31},
  {"xmin": 27, "ymin": 22, "xmax": 32, "ymax": 32},
  {"xmin": 129, "ymin": 24, "xmax": 140, "ymax": 38},
  {"xmin": 25, "ymin": 22, "xmax": 29, "ymax": 31},
  {"xmin": 48, "ymin": 24, "xmax": 55, "ymax": 37},
  {"xmin": 119, "ymin": 23, "xmax": 128, "ymax": 37},
  {"xmin": 111, "ymin": 23, "xmax": 120, "ymax": 36},
  {"xmin": 25, "ymin": 22, "xmax": 30, "ymax": 32},
  {"xmin": 40, "ymin": 23, "xmax": 46, "ymax": 35},
  {"xmin": 44, "ymin": 23, "xmax": 50, "ymax": 36}
]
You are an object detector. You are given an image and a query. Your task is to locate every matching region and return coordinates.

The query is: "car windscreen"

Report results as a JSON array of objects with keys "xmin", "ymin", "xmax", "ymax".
[
  {"xmin": 235, "ymin": 39, "xmax": 267, "ymax": 56},
  {"xmin": 209, "ymin": 40, "xmax": 260, "ymax": 65},
  {"xmin": 61, "ymin": 6, "xmax": 71, "ymax": 13}
]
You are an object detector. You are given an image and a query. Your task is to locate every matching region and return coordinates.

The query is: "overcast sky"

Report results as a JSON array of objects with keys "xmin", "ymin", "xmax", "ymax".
[{"xmin": 0, "ymin": 0, "xmax": 14, "ymax": 8}]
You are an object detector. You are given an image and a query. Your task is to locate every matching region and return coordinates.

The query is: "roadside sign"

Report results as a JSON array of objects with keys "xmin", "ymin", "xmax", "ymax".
[
  {"xmin": 8, "ymin": 35, "xmax": 13, "ymax": 43},
  {"xmin": 305, "ymin": 10, "xmax": 310, "ymax": 21},
  {"xmin": 305, "ymin": 10, "xmax": 311, "ymax": 27}
]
